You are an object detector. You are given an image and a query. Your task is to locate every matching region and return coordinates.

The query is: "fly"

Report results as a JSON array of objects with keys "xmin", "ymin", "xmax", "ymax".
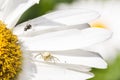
[{"xmin": 24, "ymin": 24, "xmax": 32, "ymax": 31}]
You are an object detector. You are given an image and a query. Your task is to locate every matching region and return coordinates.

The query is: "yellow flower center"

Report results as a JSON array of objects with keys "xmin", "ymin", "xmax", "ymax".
[{"xmin": 0, "ymin": 21, "xmax": 22, "ymax": 80}]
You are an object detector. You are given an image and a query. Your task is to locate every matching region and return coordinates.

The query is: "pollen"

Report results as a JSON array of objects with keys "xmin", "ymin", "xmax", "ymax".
[
  {"xmin": 0, "ymin": 21, "xmax": 22, "ymax": 80},
  {"xmin": 90, "ymin": 22, "xmax": 108, "ymax": 29}
]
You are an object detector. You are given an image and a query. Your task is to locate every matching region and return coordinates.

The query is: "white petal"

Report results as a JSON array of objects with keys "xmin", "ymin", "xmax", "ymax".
[
  {"xmin": 31, "ymin": 49, "xmax": 107, "ymax": 69},
  {"xmin": 14, "ymin": 8, "xmax": 98, "ymax": 36},
  {"xmin": 32, "ymin": 62, "xmax": 94, "ymax": 80},
  {"xmin": 21, "ymin": 28, "xmax": 112, "ymax": 51},
  {"xmin": 2, "ymin": 0, "xmax": 39, "ymax": 28},
  {"xmin": 18, "ymin": 50, "xmax": 93, "ymax": 80},
  {"xmin": 0, "ymin": 0, "xmax": 5, "ymax": 8},
  {"xmin": 50, "ymin": 63, "xmax": 92, "ymax": 72},
  {"xmin": 0, "ymin": 0, "xmax": 9, "ymax": 10},
  {"xmin": 40, "ymin": 62, "xmax": 91, "ymax": 73},
  {"xmin": 17, "ymin": 51, "xmax": 37, "ymax": 80},
  {"xmin": 41, "ymin": 8, "xmax": 100, "ymax": 26},
  {"xmin": 14, "ymin": 23, "xmax": 90, "ymax": 37},
  {"xmin": 0, "ymin": 0, "xmax": 9, "ymax": 20}
]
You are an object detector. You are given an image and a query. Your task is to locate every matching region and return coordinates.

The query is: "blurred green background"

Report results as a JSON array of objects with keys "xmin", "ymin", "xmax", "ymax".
[
  {"xmin": 89, "ymin": 54, "xmax": 120, "ymax": 80},
  {"xmin": 19, "ymin": 0, "xmax": 120, "ymax": 80}
]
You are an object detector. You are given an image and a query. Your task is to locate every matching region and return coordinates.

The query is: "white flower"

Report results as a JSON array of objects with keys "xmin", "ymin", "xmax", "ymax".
[{"xmin": 0, "ymin": 0, "xmax": 112, "ymax": 80}]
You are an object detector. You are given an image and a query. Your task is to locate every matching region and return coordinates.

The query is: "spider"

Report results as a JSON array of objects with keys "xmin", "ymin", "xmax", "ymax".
[{"xmin": 35, "ymin": 52, "xmax": 59, "ymax": 63}]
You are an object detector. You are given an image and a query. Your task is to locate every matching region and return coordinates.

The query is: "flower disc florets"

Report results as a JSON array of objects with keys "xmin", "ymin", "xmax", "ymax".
[{"xmin": 0, "ymin": 21, "xmax": 22, "ymax": 80}]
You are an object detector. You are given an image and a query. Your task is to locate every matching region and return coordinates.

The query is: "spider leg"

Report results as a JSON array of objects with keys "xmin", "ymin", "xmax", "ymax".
[
  {"xmin": 51, "ymin": 57, "xmax": 56, "ymax": 63},
  {"xmin": 51, "ymin": 56, "xmax": 60, "ymax": 63},
  {"xmin": 54, "ymin": 56, "xmax": 60, "ymax": 62},
  {"xmin": 34, "ymin": 53, "xmax": 43, "ymax": 59},
  {"xmin": 47, "ymin": 56, "xmax": 54, "ymax": 61}
]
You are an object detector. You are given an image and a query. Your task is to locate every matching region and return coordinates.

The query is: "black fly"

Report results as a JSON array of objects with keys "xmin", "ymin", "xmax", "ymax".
[{"xmin": 24, "ymin": 24, "xmax": 32, "ymax": 31}]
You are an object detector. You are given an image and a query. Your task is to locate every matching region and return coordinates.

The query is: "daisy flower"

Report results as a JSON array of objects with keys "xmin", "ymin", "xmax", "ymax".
[{"xmin": 0, "ymin": 0, "xmax": 112, "ymax": 80}]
